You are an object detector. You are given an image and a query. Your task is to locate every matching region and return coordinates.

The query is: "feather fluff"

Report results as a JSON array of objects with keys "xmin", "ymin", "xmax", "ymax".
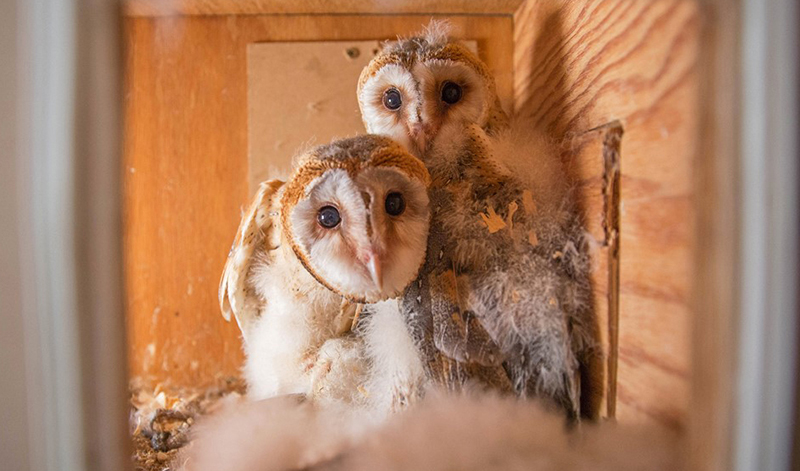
[
  {"xmin": 180, "ymin": 393, "xmax": 681, "ymax": 471},
  {"xmin": 397, "ymin": 122, "xmax": 601, "ymax": 417},
  {"xmin": 219, "ymin": 136, "xmax": 431, "ymax": 407},
  {"xmin": 357, "ymin": 22, "xmax": 602, "ymax": 417},
  {"xmin": 359, "ymin": 299, "xmax": 428, "ymax": 416}
]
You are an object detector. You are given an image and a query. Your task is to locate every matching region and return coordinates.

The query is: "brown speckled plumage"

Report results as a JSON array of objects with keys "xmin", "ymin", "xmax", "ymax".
[
  {"xmin": 358, "ymin": 23, "xmax": 602, "ymax": 420},
  {"xmin": 401, "ymin": 125, "xmax": 600, "ymax": 419}
]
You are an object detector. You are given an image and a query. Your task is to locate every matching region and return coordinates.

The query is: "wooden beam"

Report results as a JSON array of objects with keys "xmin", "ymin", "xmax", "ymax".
[
  {"xmin": 123, "ymin": 0, "xmax": 524, "ymax": 17},
  {"xmin": 688, "ymin": 0, "xmax": 741, "ymax": 469},
  {"xmin": 514, "ymin": 0, "xmax": 700, "ymax": 429}
]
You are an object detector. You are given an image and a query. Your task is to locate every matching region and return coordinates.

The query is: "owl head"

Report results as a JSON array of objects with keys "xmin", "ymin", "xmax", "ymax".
[
  {"xmin": 281, "ymin": 135, "xmax": 431, "ymax": 303},
  {"xmin": 357, "ymin": 22, "xmax": 507, "ymax": 157}
]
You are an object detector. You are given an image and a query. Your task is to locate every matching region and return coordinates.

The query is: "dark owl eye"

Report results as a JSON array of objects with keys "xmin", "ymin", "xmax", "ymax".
[
  {"xmin": 383, "ymin": 88, "xmax": 402, "ymax": 110},
  {"xmin": 441, "ymin": 81, "xmax": 462, "ymax": 104},
  {"xmin": 385, "ymin": 192, "xmax": 405, "ymax": 216},
  {"xmin": 317, "ymin": 206, "xmax": 341, "ymax": 228}
]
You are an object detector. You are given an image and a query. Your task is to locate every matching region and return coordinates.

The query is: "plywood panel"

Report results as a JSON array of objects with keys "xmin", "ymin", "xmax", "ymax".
[
  {"xmin": 248, "ymin": 40, "xmax": 477, "ymax": 191},
  {"xmin": 123, "ymin": 14, "xmax": 514, "ymax": 388},
  {"xmin": 515, "ymin": 0, "xmax": 700, "ymax": 428},
  {"xmin": 248, "ymin": 41, "xmax": 380, "ymax": 189},
  {"xmin": 688, "ymin": 1, "xmax": 741, "ymax": 469}
]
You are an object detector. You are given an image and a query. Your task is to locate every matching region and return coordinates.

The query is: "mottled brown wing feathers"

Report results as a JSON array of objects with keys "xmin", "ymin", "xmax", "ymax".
[
  {"xmin": 428, "ymin": 270, "xmax": 505, "ymax": 367},
  {"xmin": 219, "ymin": 180, "xmax": 284, "ymax": 336}
]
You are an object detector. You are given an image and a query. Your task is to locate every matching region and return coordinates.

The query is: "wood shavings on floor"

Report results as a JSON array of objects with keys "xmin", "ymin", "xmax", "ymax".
[{"xmin": 130, "ymin": 377, "xmax": 246, "ymax": 471}]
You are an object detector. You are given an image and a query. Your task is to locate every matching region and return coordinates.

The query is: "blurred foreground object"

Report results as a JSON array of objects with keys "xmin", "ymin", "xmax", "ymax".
[{"xmin": 181, "ymin": 392, "xmax": 680, "ymax": 471}]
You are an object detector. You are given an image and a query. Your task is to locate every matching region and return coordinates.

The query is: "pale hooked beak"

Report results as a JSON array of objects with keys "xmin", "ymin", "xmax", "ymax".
[
  {"xmin": 365, "ymin": 253, "xmax": 383, "ymax": 292},
  {"xmin": 409, "ymin": 123, "xmax": 429, "ymax": 155}
]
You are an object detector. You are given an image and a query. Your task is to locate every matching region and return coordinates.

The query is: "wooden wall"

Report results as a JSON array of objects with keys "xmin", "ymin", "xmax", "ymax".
[
  {"xmin": 514, "ymin": 0, "xmax": 700, "ymax": 429},
  {"xmin": 123, "ymin": 0, "xmax": 701, "ymax": 432}
]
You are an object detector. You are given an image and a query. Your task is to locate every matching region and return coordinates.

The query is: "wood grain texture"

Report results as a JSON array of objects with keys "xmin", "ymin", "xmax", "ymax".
[
  {"xmin": 123, "ymin": 0, "xmax": 524, "ymax": 17},
  {"xmin": 247, "ymin": 40, "xmax": 480, "ymax": 193},
  {"xmin": 247, "ymin": 41, "xmax": 382, "ymax": 191},
  {"xmin": 515, "ymin": 0, "xmax": 700, "ymax": 428},
  {"xmin": 123, "ymin": 14, "xmax": 513, "ymax": 388}
]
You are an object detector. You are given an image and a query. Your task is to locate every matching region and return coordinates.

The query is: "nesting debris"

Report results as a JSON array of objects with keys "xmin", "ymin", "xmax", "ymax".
[
  {"xmin": 522, "ymin": 189, "xmax": 537, "ymax": 215},
  {"xmin": 130, "ymin": 377, "xmax": 246, "ymax": 471},
  {"xmin": 479, "ymin": 206, "xmax": 506, "ymax": 233},
  {"xmin": 505, "ymin": 201, "xmax": 518, "ymax": 231},
  {"xmin": 527, "ymin": 230, "xmax": 539, "ymax": 246}
]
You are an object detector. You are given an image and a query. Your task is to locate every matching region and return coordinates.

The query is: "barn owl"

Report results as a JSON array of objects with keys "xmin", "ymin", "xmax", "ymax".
[
  {"xmin": 357, "ymin": 23, "xmax": 603, "ymax": 419},
  {"xmin": 219, "ymin": 135, "xmax": 430, "ymax": 407}
]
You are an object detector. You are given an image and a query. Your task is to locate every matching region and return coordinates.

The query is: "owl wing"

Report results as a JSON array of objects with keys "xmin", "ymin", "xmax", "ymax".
[
  {"xmin": 429, "ymin": 270, "xmax": 505, "ymax": 367},
  {"xmin": 219, "ymin": 180, "xmax": 285, "ymax": 340},
  {"xmin": 415, "ymin": 269, "xmax": 514, "ymax": 394},
  {"xmin": 431, "ymin": 308, "xmax": 515, "ymax": 395}
]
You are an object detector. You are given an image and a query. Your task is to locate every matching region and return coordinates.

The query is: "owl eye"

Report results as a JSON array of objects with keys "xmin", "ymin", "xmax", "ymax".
[
  {"xmin": 317, "ymin": 206, "xmax": 341, "ymax": 229},
  {"xmin": 441, "ymin": 81, "xmax": 462, "ymax": 104},
  {"xmin": 382, "ymin": 88, "xmax": 402, "ymax": 110},
  {"xmin": 384, "ymin": 192, "xmax": 405, "ymax": 216}
]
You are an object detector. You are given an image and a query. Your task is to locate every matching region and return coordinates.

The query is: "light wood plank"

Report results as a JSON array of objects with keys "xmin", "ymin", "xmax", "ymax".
[
  {"xmin": 515, "ymin": 0, "xmax": 700, "ymax": 429},
  {"xmin": 124, "ymin": 0, "xmax": 524, "ymax": 17},
  {"xmin": 688, "ymin": 0, "xmax": 741, "ymax": 469},
  {"xmin": 247, "ymin": 40, "xmax": 477, "ymax": 193}
]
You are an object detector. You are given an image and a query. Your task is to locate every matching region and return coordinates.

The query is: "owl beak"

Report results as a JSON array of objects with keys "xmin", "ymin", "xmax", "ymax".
[
  {"xmin": 409, "ymin": 124, "xmax": 429, "ymax": 154},
  {"xmin": 365, "ymin": 253, "xmax": 383, "ymax": 292}
]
